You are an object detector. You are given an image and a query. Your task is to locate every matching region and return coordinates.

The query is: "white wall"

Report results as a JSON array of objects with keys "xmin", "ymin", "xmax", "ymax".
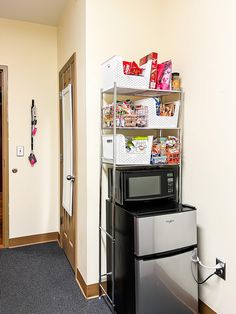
[
  {"xmin": 0, "ymin": 18, "xmax": 59, "ymax": 238},
  {"xmin": 158, "ymin": 1, "xmax": 236, "ymax": 313}
]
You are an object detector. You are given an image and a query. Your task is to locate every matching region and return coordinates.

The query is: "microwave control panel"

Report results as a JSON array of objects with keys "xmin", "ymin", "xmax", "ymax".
[{"xmin": 167, "ymin": 173, "xmax": 174, "ymax": 194}]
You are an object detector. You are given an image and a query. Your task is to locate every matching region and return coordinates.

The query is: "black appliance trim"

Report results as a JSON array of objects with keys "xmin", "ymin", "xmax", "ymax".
[
  {"xmin": 108, "ymin": 166, "xmax": 178, "ymax": 205},
  {"xmin": 135, "ymin": 245, "xmax": 197, "ymax": 261}
]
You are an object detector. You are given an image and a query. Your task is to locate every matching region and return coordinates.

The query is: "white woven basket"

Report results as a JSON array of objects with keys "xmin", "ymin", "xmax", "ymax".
[
  {"xmin": 102, "ymin": 134, "xmax": 153, "ymax": 165},
  {"xmin": 101, "ymin": 56, "xmax": 152, "ymax": 92},
  {"xmin": 134, "ymin": 98, "xmax": 180, "ymax": 128}
]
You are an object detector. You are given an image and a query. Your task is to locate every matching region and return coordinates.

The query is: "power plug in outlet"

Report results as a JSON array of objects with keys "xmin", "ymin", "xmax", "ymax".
[{"xmin": 215, "ymin": 258, "xmax": 226, "ymax": 280}]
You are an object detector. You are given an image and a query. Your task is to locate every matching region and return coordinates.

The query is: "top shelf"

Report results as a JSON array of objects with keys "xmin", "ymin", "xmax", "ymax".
[{"xmin": 102, "ymin": 87, "xmax": 183, "ymax": 97}]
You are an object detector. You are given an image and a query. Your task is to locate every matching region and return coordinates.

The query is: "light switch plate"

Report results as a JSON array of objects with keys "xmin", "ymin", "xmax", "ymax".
[{"xmin": 17, "ymin": 146, "xmax": 24, "ymax": 157}]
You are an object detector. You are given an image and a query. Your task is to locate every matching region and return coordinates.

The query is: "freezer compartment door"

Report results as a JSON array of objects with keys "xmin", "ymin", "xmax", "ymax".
[
  {"xmin": 134, "ymin": 210, "xmax": 196, "ymax": 256},
  {"xmin": 135, "ymin": 249, "xmax": 198, "ymax": 314}
]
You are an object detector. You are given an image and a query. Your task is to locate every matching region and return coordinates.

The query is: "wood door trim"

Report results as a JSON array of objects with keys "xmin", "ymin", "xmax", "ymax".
[
  {"xmin": 0, "ymin": 65, "xmax": 9, "ymax": 248},
  {"xmin": 9, "ymin": 232, "xmax": 59, "ymax": 248},
  {"xmin": 59, "ymin": 54, "xmax": 76, "ymax": 77},
  {"xmin": 59, "ymin": 53, "xmax": 77, "ymax": 271}
]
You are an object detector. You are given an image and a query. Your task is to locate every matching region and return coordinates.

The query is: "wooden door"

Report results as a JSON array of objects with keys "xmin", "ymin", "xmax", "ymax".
[
  {"xmin": 0, "ymin": 66, "xmax": 9, "ymax": 248},
  {"xmin": 59, "ymin": 54, "xmax": 77, "ymax": 271}
]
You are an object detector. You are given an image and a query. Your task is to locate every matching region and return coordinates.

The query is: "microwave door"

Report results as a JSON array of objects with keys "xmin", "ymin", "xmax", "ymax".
[
  {"xmin": 127, "ymin": 174, "xmax": 162, "ymax": 201},
  {"xmin": 126, "ymin": 172, "xmax": 175, "ymax": 202}
]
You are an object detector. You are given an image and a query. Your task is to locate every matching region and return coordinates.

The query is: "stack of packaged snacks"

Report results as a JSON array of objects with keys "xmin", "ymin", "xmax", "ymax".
[
  {"xmin": 154, "ymin": 97, "xmax": 176, "ymax": 117},
  {"xmin": 121, "ymin": 52, "xmax": 179, "ymax": 91},
  {"xmin": 103, "ymin": 101, "xmax": 148, "ymax": 128},
  {"xmin": 123, "ymin": 61, "xmax": 144, "ymax": 76},
  {"xmin": 151, "ymin": 136, "xmax": 180, "ymax": 165},
  {"xmin": 139, "ymin": 52, "xmax": 173, "ymax": 90}
]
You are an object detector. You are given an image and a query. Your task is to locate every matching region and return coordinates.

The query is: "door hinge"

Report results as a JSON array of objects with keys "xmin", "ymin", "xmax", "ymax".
[
  {"xmin": 59, "ymin": 91, "xmax": 62, "ymax": 99},
  {"xmin": 60, "ymin": 154, "xmax": 63, "ymax": 161},
  {"xmin": 60, "ymin": 217, "xmax": 63, "ymax": 225}
]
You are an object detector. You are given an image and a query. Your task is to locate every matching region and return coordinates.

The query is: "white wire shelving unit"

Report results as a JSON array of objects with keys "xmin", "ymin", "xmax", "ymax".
[{"xmin": 98, "ymin": 84, "xmax": 184, "ymax": 313}]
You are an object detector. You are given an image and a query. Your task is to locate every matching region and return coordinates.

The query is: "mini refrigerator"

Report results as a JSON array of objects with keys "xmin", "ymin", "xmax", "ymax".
[{"xmin": 106, "ymin": 200, "xmax": 198, "ymax": 314}]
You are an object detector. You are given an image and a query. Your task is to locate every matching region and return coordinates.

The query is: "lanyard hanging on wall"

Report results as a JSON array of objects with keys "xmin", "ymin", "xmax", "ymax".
[{"xmin": 28, "ymin": 99, "xmax": 37, "ymax": 166}]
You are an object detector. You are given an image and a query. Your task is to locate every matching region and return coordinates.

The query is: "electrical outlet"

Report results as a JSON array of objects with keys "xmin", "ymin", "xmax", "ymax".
[{"xmin": 215, "ymin": 258, "xmax": 226, "ymax": 280}]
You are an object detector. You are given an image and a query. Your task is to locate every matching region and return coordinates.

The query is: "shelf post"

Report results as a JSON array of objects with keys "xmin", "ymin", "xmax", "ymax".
[
  {"xmin": 179, "ymin": 90, "xmax": 184, "ymax": 204},
  {"xmin": 111, "ymin": 82, "xmax": 117, "ymax": 313},
  {"xmin": 98, "ymin": 88, "xmax": 104, "ymax": 298}
]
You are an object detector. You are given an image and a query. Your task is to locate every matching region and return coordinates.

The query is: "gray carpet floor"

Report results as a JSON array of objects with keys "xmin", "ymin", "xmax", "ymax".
[{"xmin": 0, "ymin": 242, "xmax": 111, "ymax": 314}]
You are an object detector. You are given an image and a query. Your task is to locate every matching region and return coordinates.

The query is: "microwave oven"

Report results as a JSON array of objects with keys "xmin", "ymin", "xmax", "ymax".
[{"xmin": 108, "ymin": 167, "xmax": 178, "ymax": 206}]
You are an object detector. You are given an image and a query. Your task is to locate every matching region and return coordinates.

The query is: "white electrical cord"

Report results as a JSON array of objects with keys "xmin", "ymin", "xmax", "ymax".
[{"xmin": 191, "ymin": 255, "xmax": 223, "ymax": 270}]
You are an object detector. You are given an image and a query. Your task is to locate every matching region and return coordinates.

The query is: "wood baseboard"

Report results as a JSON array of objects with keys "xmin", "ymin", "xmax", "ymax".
[
  {"xmin": 9, "ymin": 232, "xmax": 59, "ymax": 248},
  {"xmin": 76, "ymin": 268, "xmax": 99, "ymax": 299},
  {"xmin": 199, "ymin": 300, "xmax": 216, "ymax": 314}
]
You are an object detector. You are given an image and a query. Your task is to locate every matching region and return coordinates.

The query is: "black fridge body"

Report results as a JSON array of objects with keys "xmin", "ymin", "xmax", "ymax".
[{"xmin": 106, "ymin": 200, "xmax": 198, "ymax": 314}]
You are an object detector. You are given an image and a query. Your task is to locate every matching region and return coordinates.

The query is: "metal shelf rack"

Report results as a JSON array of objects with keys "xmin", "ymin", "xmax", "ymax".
[{"xmin": 98, "ymin": 84, "xmax": 184, "ymax": 313}]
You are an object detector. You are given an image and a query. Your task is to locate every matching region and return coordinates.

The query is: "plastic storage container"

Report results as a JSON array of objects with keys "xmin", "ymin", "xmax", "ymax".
[
  {"xmin": 101, "ymin": 56, "xmax": 152, "ymax": 92},
  {"xmin": 134, "ymin": 98, "xmax": 180, "ymax": 128},
  {"xmin": 102, "ymin": 134, "xmax": 153, "ymax": 165}
]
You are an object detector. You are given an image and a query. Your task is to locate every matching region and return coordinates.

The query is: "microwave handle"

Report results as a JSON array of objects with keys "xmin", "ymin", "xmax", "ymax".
[{"xmin": 182, "ymin": 203, "xmax": 197, "ymax": 210}]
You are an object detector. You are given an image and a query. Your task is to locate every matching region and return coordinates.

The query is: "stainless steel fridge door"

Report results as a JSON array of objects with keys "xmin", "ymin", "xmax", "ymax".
[
  {"xmin": 135, "ymin": 249, "xmax": 198, "ymax": 314},
  {"xmin": 134, "ymin": 211, "xmax": 197, "ymax": 256}
]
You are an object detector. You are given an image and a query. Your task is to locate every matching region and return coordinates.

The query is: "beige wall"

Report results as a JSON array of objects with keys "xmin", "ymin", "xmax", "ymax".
[
  {"xmin": 58, "ymin": 0, "xmax": 162, "ymax": 284},
  {"xmin": 85, "ymin": 0, "xmax": 162, "ymax": 285},
  {"xmin": 158, "ymin": 1, "xmax": 236, "ymax": 313},
  {"xmin": 57, "ymin": 0, "xmax": 87, "ymax": 281},
  {"xmin": 0, "ymin": 18, "xmax": 59, "ymax": 238},
  {"xmin": 1, "ymin": 1, "xmax": 233, "ymax": 312},
  {"xmin": 59, "ymin": 3, "xmax": 236, "ymax": 311}
]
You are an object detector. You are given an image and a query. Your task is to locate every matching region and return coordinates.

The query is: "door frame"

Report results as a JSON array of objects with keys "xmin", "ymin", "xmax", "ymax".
[
  {"xmin": 0, "ymin": 65, "xmax": 9, "ymax": 248},
  {"xmin": 59, "ymin": 53, "xmax": 77, "ymax": 270}
]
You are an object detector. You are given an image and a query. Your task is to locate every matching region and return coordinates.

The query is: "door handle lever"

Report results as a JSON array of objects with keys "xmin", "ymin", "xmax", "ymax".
[{"xmin": 66, "ymin": 175, "xmax": 75, "ymax": 182}]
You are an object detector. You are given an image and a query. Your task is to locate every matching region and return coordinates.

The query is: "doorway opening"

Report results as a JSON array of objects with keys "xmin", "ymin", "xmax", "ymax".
[{"xmin": 0, "ymin": 66, "xmax": 9, "ymax": 248}]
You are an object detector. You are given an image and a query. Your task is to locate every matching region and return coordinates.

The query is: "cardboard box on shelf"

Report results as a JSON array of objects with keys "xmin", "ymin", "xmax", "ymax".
[
  {"xmin": 149, "ymin": 59, "xmax": 158, "ymax": 89},
  {"xmin": 139, "ymin": 52, "xmax": 158, "ymax": 89},
  {"xmin": 156, "ymin": 60, "xmax": 172, "ymax": 90}
]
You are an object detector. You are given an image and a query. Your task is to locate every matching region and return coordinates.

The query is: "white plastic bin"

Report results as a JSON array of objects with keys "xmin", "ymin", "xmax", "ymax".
[
  {"xmin": 101, "ymin": 56, "xmax": 152, "ymax": 92},
  {"xmin": 134, "ymin": 98, "xmax": 180, "ymax": 128},
  {"xmin": 102, "ymin": 134, "xmax": 153, "ymax": 165}
]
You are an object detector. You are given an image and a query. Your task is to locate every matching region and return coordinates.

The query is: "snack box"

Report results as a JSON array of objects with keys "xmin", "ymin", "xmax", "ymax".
[
  {"xmin": 156, "ymin": 60, "xmax": 172, "ymax": 90},
  {"xmin": 139, "ymin": 52, "xmax": 158, "ymax": 89},
  {"xmin": 149, "ymin": 59, "xmax": 158, "ymax": 89}
]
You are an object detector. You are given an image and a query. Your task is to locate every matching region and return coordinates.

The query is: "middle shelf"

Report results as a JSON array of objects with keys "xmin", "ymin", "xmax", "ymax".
[
  {"xmin": 102, "ymin": 133, "xmax": 181, "ymax": 166},
  {"xmin": 102, "ymin": 97, "xmax": 180, "ymax": 129}
]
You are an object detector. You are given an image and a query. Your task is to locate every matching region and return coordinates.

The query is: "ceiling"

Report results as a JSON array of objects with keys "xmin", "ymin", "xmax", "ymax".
[{"xmin": 0, "ymin": 0, "xmax": 68, "ymax": 26}]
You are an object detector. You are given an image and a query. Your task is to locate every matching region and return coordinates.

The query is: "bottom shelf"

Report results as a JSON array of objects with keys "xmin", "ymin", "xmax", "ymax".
[{"xmin": 102, "ymin": 160, "xmax": 180, "ymax": 167}]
